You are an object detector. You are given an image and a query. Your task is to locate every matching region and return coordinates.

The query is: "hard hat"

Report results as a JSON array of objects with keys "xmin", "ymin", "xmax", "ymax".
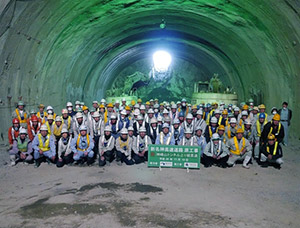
[
  {"xmin": 120, "ymin": 128, "xmax": 129, "ymax": 134},
  {"xmin": 31, "ymin": 115, "xmax": 38, "ymax": 122},
  {"xmin": 258, "ymin": 104, "xmax": 266, "ymax": 109},
  {"xmin": 46, "ymin": 106, "xmax": 53, "ymax": 111},
  {"xmin": 77, "ymin": 107, "xmax": 83, "ymax": 112},
  {"xmin": 244, "ymin": 119, "xmax": 252, "ymax": 125},
  {"xmin": 176, "ymin": 101, "xmax": 181, "ymax": 105},
  {"xmin": 148, "ymin": 109, "xmax": 154, "ymax": 114},
  {"xmin": 210, "ymin": 117, "xmax": 218, "ymax": 124},
  {"xmin": 181, "ymin": 98, "xmax": 186, "ymax": 102},
  {"xmin": 222, "ymin": 110, "xmax": 228, "ymax": 115},
  {"xmin": 134, "ymin": 109, "xmax": 140, "ymax": 116},
  {"xmin": 234, "ymin": 107, "xmax": 240, "ymax": 112},
  {"xmin": 139, "ymin": 126, "xmax": 147, "ymax": 133},
  {"xmin": 30, "ymin": 109, "xmax": 36, "ymax": 114},
  {"xmin": 99, "ymin": 104, "xmax": 105, "ymax": 109},
  {"xmin": 236, "ymin": 128, "xmax": 244, "ymax": 134},
  {"xmin": 145, "ymin": 101, "xmax": 150, "ymax": 105},
  {"xmin": 150, "ymin": 118, "xmax": 158, "ymax": 124},
  {"xmin": 104, "ymin": 125, "xmax": 112, "ymax": 132},
  {"xmin": 82, "ymin": 106, "xmax": 89, "ymax": 111},
  {"xmin": 272, "ymin": 113, "xmax": 281, "ymax": 121},
  {"xmin": 253, "ymin": 106, "xmax": 259, "ymax": 111},
  {"xmin": 137, "ymin": 115, "xmax": 144, "ymax": 121},
  {"xmin": 154, "ymin": 98, "xmax": 158, "ymax": 101},
  {"xmin": 55, "ymin": 116, "xmax": 62, "ymax": 122},
  {"xmin": 131, "ymin": 100, "xmax": 136, "ymax": 106},
  {"xmin": 160, "ymin": 103, "xmax": 164, "ymax": 106},
  {"xmin": 214, "ymin": 109, "xmax": 221, "ymax": 115},
  {"xmin": 163, "ymin": 109, "xmax": 169, "ymax": 114},
  {"xmin": 186, "ymin": 113, "xmax": 193, "ymax": 119},
  {"xmin": 271, "ymin": 107, "xmax": 278, "ymax": 113},
  {"xmin": 90, "ymin": 107, "xmax": 96, "ymax": 113},
  {"xmin": 92, "ymin": 101, "xmax": 98, "ymax": 104},
  {"xmin": 184, "ymin": 128, "xmax": 193, "ymax": 134},
  {"xmin": 173, "ymin": 119, "xmax": 180, "ymax": 125},
  {"xmin": 79, "ymin": 125, "xmax": 88, "ymax": 131},
  {"xmin": 92, "ymin": 111, "xmax": 101, "ymax": 118},
  {"xmin": 196, "ymin": 109, "xmax": 203, "ymax": 115},
  {"xmin": 122, "ymin": 98, "xmax": 126, "ymax": 102},
  {"xmin": 134, "ymin": 104, "xmax": 140, "ymax": 109},
  {"xmin": 157, "ymin": 116, "xmax": 163, "ymax": 122},
  {"xmin": 38, "ymin": 104, "xmax": 45, "ymax": 108},
  {"xmin": 19, "ymin": 128, "xmax": 27, "ymax": 135},
  {"xmin": 47, "ymin": 115, "xmax": 54, "ymax": 120},
  {"xmin": 107, "ymin": 103, "xmax": 113, "ymax": 108},
  {"xmin": 61, "ymin": 127, "xmax": 69, "ymax": 134},
  {"xmin": 120, "ymin": 110, "xmax": 127, "ymax": 115},
  {"xmin": 137, "ymin": 98, "xmax": 142, "ymax": 103},
  {"xmin": 171, "ymin": 104, "xmax": 177, "ymax": 109},
  {"xmin": 115, "ymin": 100, "xmax": 120, "ymax": 104},
  {"xmin": 40, "ymin": 124, "xmax": 48, "ymax": 131},
  {"xmin": 268, "ymin": 134, "xmax": 276, "ymax": 140},
  {"xmin": 110, "ymin": 114, "xmax": 117, "ymax": 119},
  {"xmin": 220, "ymin": 101, "xmax": 225, "ymax": 105},
  {"xmin": 195, "ymin": 126, "xmax": 203, "ymax": 131},
  {"xmin": 228, "ymin": 113, "xmax": 234, "ymax": 118},
  {"xmin": 259, "ymin": 113, "xmax": 266, "ymax": 119},
  {"xmin": 218, "ymin": 125, "xmax": 225, "ymax": 131},
  {"xmin": 18, "ymin": 101, "xmax": 24, "ymax": 106},
  {"xmin": 242, "ymin": 104, "xmax": 249, "ymax": 110},
  {"xmin": 164, "ymin": 116, "xmax": 171, "ymax": 122},
  {"xmin": 66, "ymin": 102, "xmax": 73, "ymax": 107},
  {"xmin": 153, "ymin": 104, "xmax": 159, "ymax": 109},
  {"xmin": 212, "ymin": 133, "xmax": 220, "ymax": 141},
  {"xmin": 192, "ymin": 105, "xmax": 197, "ymax": 110},
  {"xmin": 241, "ymin": 111, "xmax": 248, "ymax": 116},
  {"xmin": 140, "ymin": 105, "xmax": 146, "ymax": 110},
  {"xmin": 62, "ymin": 109, "xmax": 68, "ymax": 114},
  {"xmin": 248, "ymin": 98, "xmax": 254, "ymax": 103},
  {"xmin": 101, "ymin": 99, "xmax": 106, "ymax": 103},
  {"xmin": 230, "ymin": 118, "xmax": 237, "ymax": 124},
  {"xmin": 125, "ymin": 106, "xmax": 131, "ymax": 111},
  {"xmin": 75, "ymin": 101, "xmax": 81, "ymax": 105},
  {"xmin": 162, "ymin": 123, "xmax": 170, "ymax": 129},
  {"xmin": 80, "ymin": 102, "xmax": 85, "ymax": 106},
  {"xmin": 149, "ymin": 99, "xmax": 154, "ymax": 102},
  {"xmin": 75, "ymin": 112, "xmax": 83, "ymax": 119}
]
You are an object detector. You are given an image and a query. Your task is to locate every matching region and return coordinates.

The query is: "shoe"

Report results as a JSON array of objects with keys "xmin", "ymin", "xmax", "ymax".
[
  {"xmin": 46, "ymin": 158, "xmax": 52, "ymax": 166},
  {"xmin": 10, "ymin": 161, "xmax": 16, "ymax": 166},
  {"xmin": 117, "ymin": 161, "xmax": 122, "ymax": 166},
  {"xmin": 243, "ymin": 164, "xmax": 250, "ymax": 169},
  {"xmin": 34, "ymin": 161, "xmax": 41, "ymax": 168}
]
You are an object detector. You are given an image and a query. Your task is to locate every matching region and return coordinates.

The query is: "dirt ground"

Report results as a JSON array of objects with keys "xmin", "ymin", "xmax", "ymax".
[{"xmin": 0, "ymin": 139, "xmax": 299, "ymax": 228}]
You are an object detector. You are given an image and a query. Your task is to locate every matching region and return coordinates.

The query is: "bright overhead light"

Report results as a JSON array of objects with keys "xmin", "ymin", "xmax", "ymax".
[{"xmin": 153, "ymin": 50, "xmax": 172, "ymax": 72}]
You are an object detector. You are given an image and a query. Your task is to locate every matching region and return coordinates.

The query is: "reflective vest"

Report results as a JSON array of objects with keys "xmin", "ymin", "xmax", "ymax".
[
  {"xmin": 45, "ymin": 121, "xmax": 53, "ymax": 134},
  {"xmin": 267, "ymin": 142, "xmax": 278, "ymax": 155},
  {"xmin": 15, "ymin": 109, "xmax": 27, "ymax": 124},
  {"xmin": 268, "ymin": 122, "xmax": 282, "ymax": 138},
  {"xmin": 256, "ymin": 119, "xmax": 267, "ymax": 137},
  {"xmin": 160, "ymin": 132, "xmax": 172, "ymax": 145},
  {"xmin": 230, "ymin": 136, "xmax": 245, "ymax": 155},
  {"xmin": 63, "ymin": 116, "xmax": 72, "ymax": 129},
  {"xmin": 53, "ymin": 124, "xmax": 63, "ymax": 137},
  {"xmin": 37, "ymin": 111, "xmax": 47, "ymax": 124},
  {"xmin": 17, "ymin": 138, "xmax": 29, "ymax": 152},
  {"xmin": 119, "ymin": 137, "xmax": 129, "ymax": 150},
  {"xmin": 38, "ymin": 134, "xmax": 50, "ymax": 152},
  {"xmin": 76, "ymin": 134, "xmax": 90, "ymax": 151}
]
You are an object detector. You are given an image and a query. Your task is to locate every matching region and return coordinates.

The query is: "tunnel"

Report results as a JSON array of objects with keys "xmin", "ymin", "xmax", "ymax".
[{"xmin": 0, "ymin": 0, "xmax": 299, "ymax": 141}]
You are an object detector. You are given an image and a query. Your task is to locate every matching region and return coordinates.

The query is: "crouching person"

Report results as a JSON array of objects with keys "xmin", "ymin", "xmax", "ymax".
[
  {"xmin": 132, "ymin": 127, "xmax": 151, "ymax": 164},
  {"xmin": 32, "ymin": 124, "xmax": 56, "ymax": 168},
  {"xmin": 98, "ymin": 126, "xmax": 115, "ymax": 167},
  {"xmin": 10, "ymin": 128, "xmax": 33, "ymax": 166},
  {"xmin": 71, "ymin": 125, "xmax": 94, "ymax": 165},
  {"xmin": 227, "ymin": 128, "xmax": 252, "ymax": 169},
  {"xmin": 179, "ymin": 128, "xmax": 194, "ymax": 146},
  {"xmin": 202, "ymin": 133, "xmax": 228, "ymax": 168},
  {"xmin": 260, "ymin": 134, "xmax": 283, "ymax": 168},
  {"xmin": 56, "ymin": 127, "xmax": 73, "ymax": 168},
  {"xmin": 116, "ymin": 128, "xmax": 134, "ymax": 165}
]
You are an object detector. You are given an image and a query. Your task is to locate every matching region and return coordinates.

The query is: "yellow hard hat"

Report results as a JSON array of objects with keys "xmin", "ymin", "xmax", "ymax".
[
  {"xmin": 258, "ymin": 104, "xmax": 266, "ymax": 109},
  {"xmin": 160, "ymin": 103, "xmax": 164, "ymax": 106},
  {"xmin": 125, "ymin": 106, "xmax": 131, "ymax": 111},
  {"xmin": 218, "ymin": 125, "xmax": 225, "ymax": 131},
  {"xmin": 268, "ymin": 134, "xmax": 276, "ymax": 140},
  {"xmin": 137, "ymin": 98, "xmax": 142, "ymax": 103},
  {"xmin": 107, "ymin": 103, "xmax": 113, "ymax": 108},
  {"xmin": 236, "ymin": 128, "xmax": 244, "ymax": 134},
  {"xmin": 242, "ymin": 104, "xmax": 249, "ymax": 110},
  {"xmin": 99, "ymin": 104, "xmax": 105, "ymax": 108},
  {"xmin": 82, "ymin": 105, "xmax": 88, "ymax": 111},
  {"xmin": 272, "ymin": 113, "xmax": 281, "ymax": 121},
  {"xmin": 192, "ymin": 105, "xmax": 197, "ymax": 110},
  {"xmin": 131, "ymin": 100, "xmax": 136, "ymax": 106},
  {"xmin": 222, "ymin": 110, "xmax": 228, "ymax": 115},
  {"xmin": 47, "ymin": 115, "xmax": 54, "ymax": 120},
  {"xmin": 145, "ymin": 101, "xmax": 150, "ymax": 105}
]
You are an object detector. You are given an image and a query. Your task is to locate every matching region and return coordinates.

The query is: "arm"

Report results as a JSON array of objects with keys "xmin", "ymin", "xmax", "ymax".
[
  {"xmin": 32, "ymin": 135, "xmax": 40, "ymax": 152},
  {"xmin": 86, "ymin": 135, "xmax": 94, "ymax": 153},
  {"xmin": 8, "ymin": 128, "xmax": 13, "ymax": 145},
  {"xmin": 203, "ymin": 142, "xmax": 212, "ymax": 156},
  {"xmin": 132, "ymin": 137, "xmax": 139, "ymax": 154},
  {"xmin": 49, "ymin": 136, "xmax": 56, "ymax": 157}
]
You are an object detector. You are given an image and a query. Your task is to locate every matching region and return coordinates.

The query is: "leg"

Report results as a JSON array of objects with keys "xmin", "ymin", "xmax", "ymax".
[
  {"xmin": 98, "ymin": 155, "xmax": 106, "ymax": 167},
  {"xmin": 63, "ymin": 153, "xmax": 74, "ymax": 164},
  {"xmin": 254, "ymin": 142, "xmax": 260, "ymax": 159},
  {"xmin": 133, "ymin": 153, "xmax": 144, "ymax": 164},
  {"xmin": 227, "ymin": 154, "xmax": 239, "ymax": 167},
  {"xmin": 202, "ymin": 154, "xmax": 214, "ymax": 167},
  {"xmin": 56, "ymin": 159, "xmax": 65, "ymax": 168},
  {"xmin": 104, "ymin": 149, "xmax": 115, "ymax": 163},
  {"xmin": 217, "ymin": 155, "xmax": 229, "ymax": 168},
  {"xmin": 242, "ymin": 151, "xmax": 252, "ymax": 169}
]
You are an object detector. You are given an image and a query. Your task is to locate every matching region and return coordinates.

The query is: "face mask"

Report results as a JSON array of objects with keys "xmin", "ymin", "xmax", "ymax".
[
  {"xmin": 272, "ymin": 111, "xmax": 277, "ymax": 115},
  {"xmin": 182, "ymin": 103, "xmax": 186, "ymax": 107},
  {"xmin": 283, "ymin": 107, "xmax": 287, "ymax": 110},
  {"xmin": 48, "ymin": 110, "xmax": 53, "ymax": 114},
  {"xmin": 67, "ymin": 107, "xmax": 72, "ymax": 111},
  {"xmin": 75, "ymin": 105, "xmax": 80, "ymax": 109}
]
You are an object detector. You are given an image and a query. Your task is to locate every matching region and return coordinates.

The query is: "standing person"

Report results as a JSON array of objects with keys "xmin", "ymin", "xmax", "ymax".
[
  {"xmin": 98, "ymin": 126, "xmax": 116, "ymax": 167},
  {"xmin": 278, "ymin": 102, "xmax": 292, "ymax": 146},
  {"xmin": 37, "ymin": 104, "xmax": 47, "ymax": 124},
  {"xmin": 253, "ymin": 113, "xmax": 268, "ymax": 159},
  {"xmin": 261, "ymin": 114, "xmax": 285, "ymax": 145},
  {"xmin": 8, "ymin": 118, "xmax": 21, "ymax": 149},
  {"xmin": 12, "ymin": 101, "xmax": 29, "ymax": 128},
  {"xmin": 66, "ymin": 102, "xmax": 76, "ymax": 117},
  {"xmin": 61, "ymin": 109, "xmax": 72, "ymax": 132},
  {"xmin": 27, "ymin": 115, "xmax": 41, "ymax": 141},
  {"xmin": 192, "ymin": 126, "xmax": 207, "ymax": 156},
  {"xmin": 171, "ymin": 119, "xmax": 184, "ymax": 145},
  {"xmin": 194, "ymin": 109, "xmax": 207, "ymax": 133},
  {"xmin": 148, "ymin": 118, "xmax": 160, "ymax": 144},
  {"xmin": 179, "ymin": 128, "xmax": 194, "ymax": 146}
]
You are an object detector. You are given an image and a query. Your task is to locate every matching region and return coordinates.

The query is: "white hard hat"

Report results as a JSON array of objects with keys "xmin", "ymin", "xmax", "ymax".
[
  {"xmin": 120, "ymin": 128, "xmax": 128, "ymax": 134},
  {"xmin": 173, "ymin": 119, "xmax": 180, "ymax": 125},
  {"xmin": 61, "ymin": 127, "xmax": 69, "ymax": 134},
  {"xmin": 19, "ymin": 128, "xmax": 28, "ymax": 135},
  {"xmin": 212, "ymin": 133, "xmax": 220, "ymax": 140},
  {"xmin": 115, "ymin": 100, "xmax": 120, "ymax": 104},
  {"xmin": 55, "ymin": 116, "xmax": 62, "ymax": 122},
  {"xmin": 139, "ymin": 126, "xmax": 147, "ymax": 133},
  {"xmin": 67, "ymin": 102, "xmax": 73, "ymax": 107},
  {"xmin": 120, "ymin": 110, "xmax": 127, "ymax": 115},
  {"xmin": 92, "ymin": 111, "xmax": 101, "ymax": 118},
  {"xmin": 79, "ymin": 125, "xmax": 88, "ymax": 131},
  {"xmin": 157, "ymin": 116, "xmax": 163, "ymax": 122},
  {"xmin": 147, "ymin": 109, "xmax": 154, "ymax": 114},
  {"xmin": 110, "ymin": 113, "xmax": 117, "ymax": 119},
  {"xmin": 75, "ymin": 101, "xmax": 81, "ymax": 105},
  {"xmin": 185, "ymin": 128, "xmax": 193, "ymax": 134},
  {"xmin": 214, "ymin": 109, "xmax": 221, "ymax": 114},
  {"xmin": 104, "ymin": 125, "xmax": 112, "ymax": 132},
  {"xmin": 134, "ymin": 104, "xmax": 140, "ymax": 109},
  {"xmin": 92, "ymin": 100, "xmax": 98, "ymax": 104},
  {"xmin": 195, "ymin": 125, "xmax": 203, "ymax": 131},
  {"xmin": 162, "ymin": 123, "xmax": 170, "ymax": 129},
  {"xmin": 122, "ymin": 98, "xmax": 126, "ymax": 102},
  {"xmin": 46, "ymin": 106, "xmax": 53, "ymax": 111},
  {"xmin": 150, "ymin": 118, "xmax": 158, "ymax": 124},
  {"xmin": 186, "ymin": 113, "xmax": 193, "ymax": 119},
  {"xmin": 140, "ymin": 105, "xmax": 146, "ymax": 110},
  {"xmin": 128, "ymin": 126, "xmax": 134, "ymax": 131},
  {"xmin": 196, "ymin": 109, "xmax": 203, "ymax": 115},
  {"xmin": 137, "ymin": 115, "xmax": 144, "ymax": 121},
  {"xmin": 164, "ymin": 116, "xmax": 171, "ymax": 122},
  {"xmin": 40, "ymin": 124, "xmax": 48, "ymax": 131},
  {"xmin": 76, "ymin": 112, "xmax": 83, "ymax": 119},
  {"xmin": 244, "ymin": 119, "xmax": 252, "ymax": 125},
  {"xmin": 101, "ymin": 99, "xmax": 106, "ymax": 103},
  {"xmin": 134, "ymin": 109, "xmax": 140, "ymax": 116},
  {"xmin": 210, "ymin": 116, "xmax": 218, "ymax": 124},
  {"xmin": 241, "ymin": 111, "xmax": 248, "ymax": 116},
  {"xmin": 234, "ymin": 107, "xmax": 240, "ymax": 112},
  {"xmin": 62, "ymin": 109, "xmax": 68, "ymax": 114},
  {"xmin": 171, "ymin": 104, "xmax": 177, "ymax": 109},
  {"xmin": 230, "ymin": 118, "xmax": 237, "ymax": 124},
  {"xmin": 163, "ymin": 109, "xmax": 169, "ymax": 114}
]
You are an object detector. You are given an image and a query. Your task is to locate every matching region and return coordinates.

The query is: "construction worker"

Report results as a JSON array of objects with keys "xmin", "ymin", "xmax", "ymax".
[
  {"xmin": 132, "ymin": 126, "xmax": 151, "ymax": 164},
  {"xmin": 8, "ymin": 118, "xmax": 20, "ymax": 148},
  {"xmin": 214, "ymin": 109, "xmax": 223, "ymax": 125},
  {"xmin": 225, "ymin": 118, "xmax": 238, "ymax": 141},
  {"xmin": 92, "ymin": 101, "xmax": 99, "ymax": 112},
  {"xmin": 278, "ymin": 101, "xmax": 292, "ymax": 146},
  {"xmin": 52, "ymin": 116, "xmax": 64, "ymax": 145},
  {"xmin": 148, "ymin": 118, "xmax": 160, "ymax": 144},
  {"xmin": 62, "ymin": 109, "xmax": 72, "ymax": 132},
  {"xmin": 72, "ymin": 112, "xmax": 85, "ymax": 136},
  {"xmin": 12, "ymin": 101, "xmax": 29, "ymax": 128},
  {"xmin": 115, "ymin": 128, "xmax": 134, "ymax": 165},
  {"xmin": 98, "ymin": 125, "xmax": 116, "ymax": 167},
  {"xmin": 56, "ymin": 127, "xmax": 73, "ymax": 168},
  {"xmin": 192, "ymin": 126, "xmax": 207, "ymax": 156},
  {"xmin": 82, "ymin": 106, "xmax": 92, "ymax": 126},
  {"xmin": 260, "ymin": 134, "xmax": 283, "ymax": 168},
  {"xmin": 217, "ymin": 125, "xmax": 226, "ymax": 144},
  {"xmin": 121, "ymin": 98, "xmax": 127, "ymax": 109},
  {"xmin": 220, "ymin": 109, "xmax": 229, "ymax": 126},
  {"xmin": 170, "ymin": 104, "xmax": 179, "ymax": 122},
  {"xmin": 268, "ymin": 107, "xmax": 278, "ymax": 122},
  {"xmin": 9, "ymin": 128, "xmax": 33, "ymax": 166},
  {"xmin": 32, "ymin": 124, "xmax": 56, "ymax": 167},
  {"xmin": 204, "ymin": 116, "xmax": 219, "ymax": 143},
  {"xmin": 71, "ymin": 125, "xmax": 94, "ymax": 165},
  {"xmin": 261, "ymin": 114, "xmax": 284, "ymax": 145},
  {"xmin": 253, "ymin": 113, "xmax": 268, "ymax": 159},
  {"xmin": 183, "ymin": 113, "xmax": 195, "ymax": 134},
  {"xmin": 226, "ymin": 128, "xmax": 252, "ymax": 169},
  {"xmin": 257, "ymin": 104, "xmax": 267, "ymax": 120},
  {"xmin": 145, "ymin": 109, "xmax": 154, "ymax": 124},
  {"xmin": 27, "ymin": 115, "xmax": 41, "ymax": 141},
  {"xmin": 178, "ymin": 98, "xmax": 189, "ymax": 117},
  {"xmin": 233, "ymin": 107, "xmax": 240, "ymax": 120},
  {"xmin": 119, "ymin": 110, "xmax": 131, "ymax": 129},
  {"xmin": 66, "ymin": 102, "xmax": 76, "ymax": 117},
  {"xmin": 179, "ymin": 128, "xmax": 194, "ymax": 146},
  {"xmin": 37, "ymin": 104, "xmax": 47, "ymax": 124},
  {"xmin": 114, "ymin": 100, "xmax": 120, "ymax": 113},
  {"xmin": 90, "ymin": 111, "xmax": 105, "ymax": 159},
  {"xmin": 155, "ymin": 123, "xmax": 175, "ymax": 145},
  {"xmin": 145, "ymin": 101, "xmax": 151, "ymax": 111},
  {"xmin": 203, "ymin": 133, "xmax": 228, "ymax": 168},
  {"xmin": 44, "ymin": 115, "xmax": 54, "ymax": 135},
  {"xmin": 107, "ymin": 113, "xmax": 121, "ymax": 139},
  {"xmin": 194, "ymin": 109, "xmax": 207, "ymax": 133},
  {"xmin": 133, "ymin": 115, "xmax": 149, "ymax": 136},
  {"xmin": 128, "ymin": 126, "xmax": 135, "ymax": 141},
  {"xmin": 46, "ymin": 106, "xmax": 56, "ymax": 120},
  {"xmin": 171, "ymin": 119, "xmax": 184, "ymax": 145},
  {"xmin": 243, "ymin": 119, "xmax": 254, "ymax": 145}
]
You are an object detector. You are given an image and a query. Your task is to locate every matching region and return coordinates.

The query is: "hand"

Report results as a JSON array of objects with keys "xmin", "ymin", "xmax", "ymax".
[
  {"xmin": 84, "ymin": 152, "xmax": 88, "ymax": 156},
  {"xmin": 268, "ymin": 154, "xmax": 272, "ymax": 160},
  {"xmin": 101, "ymin": 151, "xmax": 104, "ymax": 156},
  {"xmin": 39, "ymin": 149, "xmax": 43, "ymax": 154},
  {"xmin": 212, "ymin": 155, "xmax": 217, "ymax": 159},
  {"xmin": 217, "ymin": 156, "xmax": 221, "ymax": 160},
  {"xmin": 51, "ymin": 156, "xmax": 55, "ymax": 161},
  {"xmin": 20, "ymin": 153, "xmax": 26, "ymax": 160},
  {"xmin": 138, "ymin": 153, "xmax": 143, "ymax": 157},
  {"xmin": 58, "ymin": 158, "xmax": 63, "ymax": 162}
]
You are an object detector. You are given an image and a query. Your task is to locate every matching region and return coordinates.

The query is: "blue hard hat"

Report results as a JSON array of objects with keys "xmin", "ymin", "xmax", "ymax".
[
  {"xmin": 179, "ymin": 112, "xmax": 185, "ymax": 117},
  {"xmin": 259, "ymin": 113, "xmax": 266, "ymax": 119}
]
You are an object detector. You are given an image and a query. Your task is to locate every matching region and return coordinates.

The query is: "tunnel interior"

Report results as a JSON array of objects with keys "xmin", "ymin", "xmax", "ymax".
[{"xmin": 0, "ymin": 0, "xmax": 299, "ymax": 140}]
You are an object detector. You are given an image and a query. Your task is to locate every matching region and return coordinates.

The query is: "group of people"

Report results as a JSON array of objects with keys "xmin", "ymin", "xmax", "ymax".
[{"xmin": 8, "ymin": 98, "xmax": 292, "ymax": 169}]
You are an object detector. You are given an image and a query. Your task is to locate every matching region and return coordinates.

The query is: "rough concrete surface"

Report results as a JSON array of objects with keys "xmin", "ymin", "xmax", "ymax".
[{"xmin": 0, "ymin": 139, "xmax": 299, "ymax": 228}]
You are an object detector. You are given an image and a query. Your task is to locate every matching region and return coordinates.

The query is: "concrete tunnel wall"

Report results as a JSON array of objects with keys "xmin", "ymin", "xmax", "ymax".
[{"xmin": 0, "ymin": 0, "xmax": 299, "ymax": 142}]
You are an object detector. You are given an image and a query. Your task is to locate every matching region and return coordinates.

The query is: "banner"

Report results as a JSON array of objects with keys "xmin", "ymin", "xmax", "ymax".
[{"xmin": 148, "ymin": 144, "xmax": 201, "ymax": 169}]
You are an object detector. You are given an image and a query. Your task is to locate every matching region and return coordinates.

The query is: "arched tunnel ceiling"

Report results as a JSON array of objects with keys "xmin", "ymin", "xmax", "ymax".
[{"xmin": 0, "ymin": 0, "xmax": 300, "ymax": 137}]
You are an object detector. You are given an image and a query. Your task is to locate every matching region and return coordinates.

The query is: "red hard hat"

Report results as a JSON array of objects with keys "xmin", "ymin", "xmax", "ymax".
[
  {"xmin": 31, "ymin": 115, "xmax": 38, "ymax": 122},
  {"xmin": 12, "ymin": 118, "xmax": 20, "ymax": 124}
]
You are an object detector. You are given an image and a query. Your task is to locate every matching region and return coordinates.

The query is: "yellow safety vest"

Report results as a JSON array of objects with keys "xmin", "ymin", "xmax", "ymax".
[
  {"xmin": 37, "ymin": 111, "xmax": 47, "ymax": 124},
  {"xmin": 119, "ymin": 137, "xmax": 129, "ymax": 149},
  {"xmin": 256, "ymin": 119, "xmax": 267, "ymax": 137},
  {"xmin": 268, "ymin": 122, "xmax": 282, "ymax": 139},
  {"xmin": 227, "ymin": 126, "xmax": 237, "ymax": 139},
  {"xmin": 15, "ymin": 108, "xmax": 27, "ymax": 123},
  {"xmin": 45, "ymin": 121, "xmax": 53, "ymax": 134},
  {"xmin": 38, "ymin": 134, "xmax": 50, "ymax": 151},
  {"xmin": 76, "ymin": 134, "xmax": 90, "ymax": 151},
  {"xmin": 230, "ymin": 136, "xmax": 245, "ymax": 155},
  {"xmin": 53, "ymin": 124, "xmax": 63, "ymax": 137},
  {"xmin": 267, "ymin": 142, "xmax": 278, "ymax": 155}
]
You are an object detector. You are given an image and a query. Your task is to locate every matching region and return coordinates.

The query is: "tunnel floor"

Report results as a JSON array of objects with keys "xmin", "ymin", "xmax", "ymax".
[{"xmin": 0, "ymin": 138, "xmax": 299, "ymax": 228}]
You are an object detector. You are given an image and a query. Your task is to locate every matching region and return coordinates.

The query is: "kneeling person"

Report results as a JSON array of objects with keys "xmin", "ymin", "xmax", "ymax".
[
  {"xmin": 260, "ymin": 134, "xmax": 283, "ymax": 168},
  {"xmin": 203, "ymin": 133, "xmax": 229, "ymax": 168},
  {"xmin": 116, "ymin": 128, "xmax": 134, "ymax": 165},
  {"xmin": 132, "ymin": 127, "xmax": 151, "ymax": 164},
  {"xmin": 98, "ymin": 126, "xmax": 116, "ymax": 166},
  {"xmin": 179, "ymin": 128, "xmax": 194, "ymax": 146},
  {"xmin": 56, "ymin": 127, "xmax": 73, "ymax": 167}
]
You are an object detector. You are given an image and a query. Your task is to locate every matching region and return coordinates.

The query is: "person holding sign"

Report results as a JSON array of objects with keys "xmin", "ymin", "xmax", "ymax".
[
  {"xmin": 226, "ymin": 128, "xmax": 252, "ymax": 169},
  {"xmin": 132, "ymin": 127, "xmax": 151, "ymax": 164},
  {"xmin": 203, "ymin": 133, "xmax": 228, "ymax": 168},
  {"xmin": 179, "ymin": 128, "xmax": 194, "ymax": 146},
  {"xmin": 116, "ymin": 128, "xmax": 135, "ymax": 165},
  {"xmin": 155, "ymin": 123, "xmax": 175, "ymax": 145}
]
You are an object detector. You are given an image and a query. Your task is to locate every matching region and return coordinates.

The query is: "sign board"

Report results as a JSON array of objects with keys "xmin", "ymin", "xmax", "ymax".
[{"xmin": 148, "ymin": 145, "xmax": 201, "ymax": 169}]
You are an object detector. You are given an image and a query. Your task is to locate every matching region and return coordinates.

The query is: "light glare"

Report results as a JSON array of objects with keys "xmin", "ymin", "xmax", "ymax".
[{"xmin": 153, "ymin": 50, "xmax": 172, "ymax": 72}]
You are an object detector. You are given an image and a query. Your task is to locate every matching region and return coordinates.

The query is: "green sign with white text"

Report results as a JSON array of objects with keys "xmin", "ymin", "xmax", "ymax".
[{"xmin": 148, "ymin": 145, "xmax": 201, "ymax": 169}]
